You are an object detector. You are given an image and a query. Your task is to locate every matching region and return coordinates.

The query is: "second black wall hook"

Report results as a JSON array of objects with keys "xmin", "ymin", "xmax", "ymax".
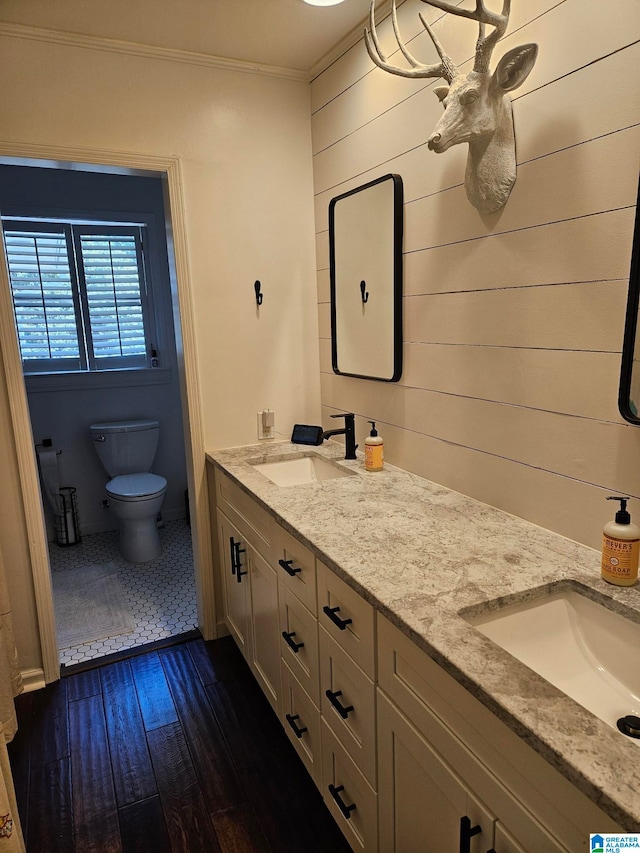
[
  {"xmin": 254, "ymin": 280, "xmax": 263, "ymax": 306},
  {"xmin": 360, "ymin": 280, "xmax": 369, "ymax": 304}
]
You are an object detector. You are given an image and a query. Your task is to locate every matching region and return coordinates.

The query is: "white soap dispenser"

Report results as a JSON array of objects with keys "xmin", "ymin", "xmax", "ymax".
[
  {"xmin": 601, "ymin": 496, "xmax": 639, "ymax": 586},
  {"xmin": 364, "ymin": 421, "xmax": 384, "ymax": 472}
]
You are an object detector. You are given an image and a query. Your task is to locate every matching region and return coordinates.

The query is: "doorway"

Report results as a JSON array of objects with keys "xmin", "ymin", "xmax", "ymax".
[{"xmin": 0, "ymin": 149, "xmax": 216, "ymax": 683}]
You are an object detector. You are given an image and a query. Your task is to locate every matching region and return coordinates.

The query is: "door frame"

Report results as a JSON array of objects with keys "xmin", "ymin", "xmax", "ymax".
[{"xmin": 0, "ymin": 141, "xmax": 216, "ymax": 684}]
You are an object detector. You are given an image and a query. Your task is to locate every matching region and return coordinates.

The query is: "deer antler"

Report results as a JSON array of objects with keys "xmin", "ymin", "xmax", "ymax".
[
  {"xmin": 365, "ymin": 0, "xmax": 458, "ymax": 83},
  {"xmin": 421, "ymin": 0, "xmax": 511, "ymax": 72}
]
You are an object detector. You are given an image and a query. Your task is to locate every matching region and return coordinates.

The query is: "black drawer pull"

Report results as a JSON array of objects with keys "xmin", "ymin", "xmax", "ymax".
[
  {"xmin": 279, "ymin": 558, "xmax": 302, "ymax": 577},
  {"xmin": 328, "ymin": 784, "xmax": 356, "ymax": 820},
  {"xmin": 229, "ymin": 536, "xmax": 238, "ymax": 575},
  {"xmin": 232, "ymin": 540, "xmax": 247, "ymax": 583},
  {"xmin": 285, "ymin": 713, "xmax": 308, "ymax": 739},
  {"xmin": 282, "ymin": 631, "xmax": 304, "ymax": 653},
  {"xmin": 229, "ymin": 537, "xmax": 246, "ymax": 576},
  {"xmin": 459, "ymin": 816, "xmax": 482, "ymax": 853},
  {"xmin": 325, "ymin": 689, "xmax": 354, "ymax": 719},
  {"xmin": 322, "ymin": 605, "xmax": 352, "ymax": 630}
]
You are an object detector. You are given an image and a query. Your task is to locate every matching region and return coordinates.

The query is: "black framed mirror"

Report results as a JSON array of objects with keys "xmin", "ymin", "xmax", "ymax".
[
  {"xmin": 619, "ymin": 172, "xmax": 640, "ymax": 424},
  {"xmin": 329, "ymin": 173, "xmax": 403, "ymax": 382}
]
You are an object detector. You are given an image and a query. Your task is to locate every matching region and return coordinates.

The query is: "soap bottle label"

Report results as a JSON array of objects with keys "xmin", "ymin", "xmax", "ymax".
[
  {"xmin": 365, "ymin": 443, "xmax": 383, "ymax": 471},
  {"xmin": 601, "ymin": 534, "xmax": 640, "ymax": 585}
]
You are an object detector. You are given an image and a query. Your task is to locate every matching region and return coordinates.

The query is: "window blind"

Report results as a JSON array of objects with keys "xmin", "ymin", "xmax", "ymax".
[
  {"xmin": 3, "ymin": 220, "xmax": 153, "ymax": 373},
  {"xmin": 4, "ymin": 227, "xmax": 82, "ymax": 367}
]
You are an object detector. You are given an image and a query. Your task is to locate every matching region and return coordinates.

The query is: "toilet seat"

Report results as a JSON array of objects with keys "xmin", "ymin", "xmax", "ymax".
[{"xmin": 106, "ymin": 473, "xmax": 167, "ymax": 501}]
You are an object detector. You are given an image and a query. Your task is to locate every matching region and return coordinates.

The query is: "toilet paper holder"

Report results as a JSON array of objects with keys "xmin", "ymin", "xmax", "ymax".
[{"xmin": 37, "ymin": 438, "xmax": 62, "ymax": 455}]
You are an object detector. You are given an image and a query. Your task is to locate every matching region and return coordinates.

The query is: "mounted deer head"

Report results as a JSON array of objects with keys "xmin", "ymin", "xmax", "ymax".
[{"xmin": 365, "ymin": 0, "xmax": 538, "ymax": 214}]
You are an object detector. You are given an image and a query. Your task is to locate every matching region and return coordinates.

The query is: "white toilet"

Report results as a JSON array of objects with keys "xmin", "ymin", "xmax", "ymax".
[{"xmin": 89, "ymin": 419, "xmax": 167, "ymax": 563}]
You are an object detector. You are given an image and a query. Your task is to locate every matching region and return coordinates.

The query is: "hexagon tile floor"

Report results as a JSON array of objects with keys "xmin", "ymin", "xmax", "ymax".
[{"xmin": 49, "ymin": 519, "xmax": 197, "ymax": 667}]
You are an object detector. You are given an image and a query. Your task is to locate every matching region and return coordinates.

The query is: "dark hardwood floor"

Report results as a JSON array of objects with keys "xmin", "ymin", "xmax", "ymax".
[{"xmin": 8, "ymin": 636, "xmax": 352, "ymax": 852}]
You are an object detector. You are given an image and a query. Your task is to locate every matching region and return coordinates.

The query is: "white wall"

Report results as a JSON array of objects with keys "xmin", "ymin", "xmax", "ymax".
[
  {"xmin": 312, "ymin": 0, "xmax": 640, "ymax": 551},
  {"xmin": 0, "ymin": 28, "xmax": 322, "ymax": 672}
]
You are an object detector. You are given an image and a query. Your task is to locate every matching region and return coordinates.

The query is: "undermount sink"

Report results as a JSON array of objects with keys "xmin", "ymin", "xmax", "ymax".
[
  {"xmin": 251, "ymin": 454, "xmax": 356, "ymax": 487},
  {"xmin": 464, "ymin": 586, "xmax": 640, "ymax": 738}
]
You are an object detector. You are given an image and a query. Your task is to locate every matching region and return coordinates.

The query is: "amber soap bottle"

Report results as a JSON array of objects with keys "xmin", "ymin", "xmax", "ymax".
[{"xmin": 601, "ymin": 496, "xmax": 640, "ymax": 586}]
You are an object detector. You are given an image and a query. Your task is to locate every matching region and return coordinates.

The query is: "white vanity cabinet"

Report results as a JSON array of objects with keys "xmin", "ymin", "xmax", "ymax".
[
  {"xmin": 376, "ymin": 613, "xmax": 622, "ymax": 853},
  {"xmin": 210, "ymin": 459, "xmax": 625, "ymax": 853}
]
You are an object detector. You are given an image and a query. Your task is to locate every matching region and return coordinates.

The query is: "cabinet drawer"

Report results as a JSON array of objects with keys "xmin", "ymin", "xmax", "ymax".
[
  {"xmin": 215, "ymin": 468, "xmax": 273, "ymax": 560},
  {"xmin": 317, "ymin": 561, "xmax": 375, "ymax": 677},
  {"xmin": 279, "ymin": 583, "xmax": 319, "ymax": 706},
  {"xmin": 281, "ymin": 663, "xmax": 322, "ymax": 788},
  {"xmin": 320, "ymin": 628, "xmax": 376, "ymax": 787},
  {"xmin": 321, "ymin": 719, "xmax": 377, "ymax": 853},
  {"xmin": 275, "ymin": 525, "xmax": 317, "ymax": 615}
]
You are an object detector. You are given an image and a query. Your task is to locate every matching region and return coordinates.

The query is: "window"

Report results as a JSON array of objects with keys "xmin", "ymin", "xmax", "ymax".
[{"xmin": 3, "ymin": 219, "xmax": 156, "ymax": 374}]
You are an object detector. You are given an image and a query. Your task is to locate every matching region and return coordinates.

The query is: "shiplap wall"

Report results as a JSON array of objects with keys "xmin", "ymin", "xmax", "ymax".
[{"xmin": 312, "ymin": 0, "xmax": 640, "ymax": 550}]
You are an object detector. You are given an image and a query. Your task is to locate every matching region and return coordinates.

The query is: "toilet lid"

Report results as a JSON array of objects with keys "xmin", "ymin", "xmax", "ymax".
[{"xmin": 106, "ymin": 473, "xmax": 167, "ymax": 500}]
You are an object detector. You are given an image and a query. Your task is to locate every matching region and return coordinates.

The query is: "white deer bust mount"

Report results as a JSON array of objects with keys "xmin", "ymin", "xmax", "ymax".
[{"xmin": 365, "ymin": 0, "xmax": 538, "ymax": 214}]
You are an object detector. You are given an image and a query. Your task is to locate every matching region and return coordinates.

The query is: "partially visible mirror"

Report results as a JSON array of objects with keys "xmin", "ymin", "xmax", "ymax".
[
  {"xmin": 329, "ymin": 173, "xmax": 403, "ymax": 382},
  {"xmin": 619, "ymin": 172, "xmax": 640, "ymax": 423}
]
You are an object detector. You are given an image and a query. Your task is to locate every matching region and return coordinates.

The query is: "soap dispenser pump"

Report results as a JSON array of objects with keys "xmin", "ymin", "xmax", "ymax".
[
  {"xmin": 601, "ymin": 496, "xmax": 640, "ymax": 586},
  {"xmin": 365, "ymin": 421, "xmax": 384, "ymax": 472}
]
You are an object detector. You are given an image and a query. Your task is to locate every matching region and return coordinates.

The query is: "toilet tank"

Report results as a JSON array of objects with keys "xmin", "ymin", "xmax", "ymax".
[{"xmin": 89, "ymin": 419, "xmax": 160, "ymax": 477}]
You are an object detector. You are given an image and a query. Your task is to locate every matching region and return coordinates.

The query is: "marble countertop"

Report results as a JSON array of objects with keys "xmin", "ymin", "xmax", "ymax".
[{"xmin": 206, "ymin": 440, "xmax": 640, "ymax": 829}]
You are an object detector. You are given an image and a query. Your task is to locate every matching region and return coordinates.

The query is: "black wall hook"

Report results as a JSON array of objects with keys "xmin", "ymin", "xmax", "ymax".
[
  {"xmin": 360, "ymin": 280, "xmax": 369, "ymax": 304},
  {"xmin": 254, "ymin": 280, "xmax": 263, "ymax": 306}
]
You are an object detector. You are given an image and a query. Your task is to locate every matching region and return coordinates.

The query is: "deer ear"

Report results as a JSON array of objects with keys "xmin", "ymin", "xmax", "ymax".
[
  {"xmin": 433, "ymin": 85, "xmax": 449, "ymax": 104},
  {"xmin": 493, "ymin": 43, "xmax": 538, "ymax": 93}
]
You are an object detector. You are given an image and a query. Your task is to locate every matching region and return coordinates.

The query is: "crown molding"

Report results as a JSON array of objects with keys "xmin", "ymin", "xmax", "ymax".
[
  {"xmin": 309, "ymin": 0, "xmax": 393, "ymax": 81},
  {"xmin": 0, "ymin": 21, "xmax": 311, "ymax": 82}
]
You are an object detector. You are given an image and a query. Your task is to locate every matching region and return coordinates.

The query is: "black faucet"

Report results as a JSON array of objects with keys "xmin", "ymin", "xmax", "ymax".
[{"xmin": 322, "ymin": 413, "xmax": 358, "ymax": 460}]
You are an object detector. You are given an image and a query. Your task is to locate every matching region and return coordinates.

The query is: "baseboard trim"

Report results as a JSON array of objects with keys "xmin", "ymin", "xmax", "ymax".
[{"xmin": 20, "ymin": 668, "xmax": 46, "ymax": 693}]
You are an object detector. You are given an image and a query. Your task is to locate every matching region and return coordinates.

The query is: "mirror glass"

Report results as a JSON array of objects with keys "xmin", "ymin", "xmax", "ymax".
[
  {"xmin": 619, "ymin": 173, "xmax": 640, "ymax": 424},
  {"xmin": 329, "ymin": 173, "xmax": 403, "ymax": 382}
]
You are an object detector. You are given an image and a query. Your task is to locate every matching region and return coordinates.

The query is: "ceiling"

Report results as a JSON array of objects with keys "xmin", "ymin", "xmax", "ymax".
[{"xmin": 0, "ymin": 0, "xmax": 386, "ymax": 75}]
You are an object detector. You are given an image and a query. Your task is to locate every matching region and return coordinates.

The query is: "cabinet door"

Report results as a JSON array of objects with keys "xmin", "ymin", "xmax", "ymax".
[
  {"xmin": 378, "ymin": 691, "xmax": 494, "ymax": 853},
  {"xmin": 494, "ymin": 823, "xmax": 527, "ymax": 853},
  {"xmin": 217, "ymin": 510, "xmax": 250, "ymax": 659},
  {"xmin": 249, "ymin": 546, "xmax": 281, "ymax": 715}
]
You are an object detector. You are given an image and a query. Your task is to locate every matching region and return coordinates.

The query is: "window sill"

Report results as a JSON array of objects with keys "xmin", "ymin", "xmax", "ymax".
[{"xmin": 25, "ymin": 367, "xmax": 172, "ymax": 393}]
